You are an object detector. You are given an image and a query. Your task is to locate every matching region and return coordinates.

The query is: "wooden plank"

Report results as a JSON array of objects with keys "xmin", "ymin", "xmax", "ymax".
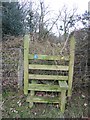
[
  {"xmin": 27, "ymin": 95, "xmax": 59, "ymax": 103},
  {"xmin": 28, "ymin": 84, "xmax": 68, "ymax": 92},
  {"xmin": 59, "ymin": 81, "xmax": 68, "ymax": 89},
  {"xmin": 28, "ymin": 54, "xmax": 69, "ymax": 61},
  {"xmin": 68, "ymin": 36, "xmax": 75, "ymax": 97},
  {"xmin": 29, "ymin": 64, "xmax": 69, "ymax": 71},
  {"xmin": 24, "ymin": 34, "xmax": 30, "ymax": 95},
  {"xmin": 29, "ymin": 74, "xmax": 68, "ymax": 80}
]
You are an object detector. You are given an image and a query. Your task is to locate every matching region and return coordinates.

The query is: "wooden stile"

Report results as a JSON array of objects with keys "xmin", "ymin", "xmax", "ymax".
[{"xmin": 24, "ymin": 34, "xmax": 75, "ymax": 113}]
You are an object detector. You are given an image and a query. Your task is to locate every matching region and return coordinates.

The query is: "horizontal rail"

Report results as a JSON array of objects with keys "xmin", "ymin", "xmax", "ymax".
[
  {"xmin": 28, "ymin": 54, "xmax": 69, "ymax": 61},
  {"xmin": 28, "ymin": 84, "xmax": 68, "ymax": 92},
  {"xmin": 29, "ymin": 64, "xmax": 69, "ymax": 71},
  {"xmin": 29, "ymin": 74, "xmax": 68, "ymax": 80},
  {"xmin": 27, "ymin": 95, "xmax": 59, "ymax": 103}
]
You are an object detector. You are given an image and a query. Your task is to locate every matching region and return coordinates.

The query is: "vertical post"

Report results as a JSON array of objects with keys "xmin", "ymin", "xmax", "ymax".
[
  {"xmin": 18, "ymin": 48, "xmax": 23, "ymax": 88},
  {"xmin": 29, "ymin": 80, "xmax": 37, "ymax": 108},
  {"xmin": 60, "ymin": 90, "xmax": 66, "ymax": 113},
  {"xmin": 24, "ymin": 34, "xmax": 30, "ymax": 95},
  {"xmin": 68, "ymin": 35, "xmax": 75, "ymax": 96}
]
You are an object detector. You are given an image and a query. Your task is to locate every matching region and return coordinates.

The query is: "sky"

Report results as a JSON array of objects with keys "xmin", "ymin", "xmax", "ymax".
[
  {"xmin": 19, "ymin": 0, "xmax": 90, "ymax": 35},
  {"xmin": 35, "ymin": 0, "xmax": 90, "ymax": 14},
  {"xmin": 33, "ymin": 0, "xmax": 90, "ymax": 32},
  {"xmin": 20, "ymin": 0, "xmax": 90, "ymax": 14}
]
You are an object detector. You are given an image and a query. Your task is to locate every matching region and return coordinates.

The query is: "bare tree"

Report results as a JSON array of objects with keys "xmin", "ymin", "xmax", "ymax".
[
  {"xmin": 58, "ymin": 5, "xmax": 78, "ymax": 40},
  {"xmin": 39, "ymin": 1, "xmax": 44, "ymax": 40}
]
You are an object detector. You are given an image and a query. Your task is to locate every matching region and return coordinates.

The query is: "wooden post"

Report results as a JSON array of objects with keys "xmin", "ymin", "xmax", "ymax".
[
  {"xmin": 29, "ymin": 80, "xmax": 37, "ymax": 108},
  {"xmin": 68, "ymin": 35, "xmax": 75, "ymax": 96},
  {"xmin": 24, "ymin": 34, "xmax": 30, "ymax": 95},
  {"xmin": 60, "ymin": 90, "xmax": 66, "ymax": 113},
  {"xmin": 18, "ymin": 48, "xmax": 23, "ymax": 88}
]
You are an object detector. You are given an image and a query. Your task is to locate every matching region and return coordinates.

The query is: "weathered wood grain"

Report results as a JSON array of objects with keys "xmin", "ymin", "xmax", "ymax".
[
  {"xmin": 29, "ymin": 74, "xmax": 68, "ymax": 80},
  {"xmin": 24, "ymin": 35, "xmax": 30, "ymax": 95},
  {"xmin": 29, "ymin": 64, "xmax": 69, "ymax": 71}
]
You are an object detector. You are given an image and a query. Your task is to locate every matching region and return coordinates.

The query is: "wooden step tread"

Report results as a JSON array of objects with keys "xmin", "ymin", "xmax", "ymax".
[
  {"xmin": 26, "ymin": 95, "xmax": 60, "ymax": 103},
  {"xmin": 28, "ymin": 83, "xmax": 68, "ymax": 92},
  {"xmin": 59, "ymin": 81, "xmax": 68, "ymax": 88}
]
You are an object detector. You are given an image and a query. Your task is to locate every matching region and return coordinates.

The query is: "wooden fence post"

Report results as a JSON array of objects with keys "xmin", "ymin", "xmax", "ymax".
[
  {"xmin": 68, "ymin": 35, "xmax": 75, "ymax": 96},
  {"xmin": 24, "ymin": 34, "xmax": 30, "ymax": 95},
  {"xmin": 18, "ymin": 48, "xmax": 23, "ymax": 88},
  {"xmin": 60, "ymin": 90, "xmax": 66, "ymax": 113}
]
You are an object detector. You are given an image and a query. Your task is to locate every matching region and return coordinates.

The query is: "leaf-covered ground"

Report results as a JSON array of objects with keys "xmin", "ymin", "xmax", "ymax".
[{"xmin": 2, "ymin": 87, "xmax": 88, "ymax": 118}]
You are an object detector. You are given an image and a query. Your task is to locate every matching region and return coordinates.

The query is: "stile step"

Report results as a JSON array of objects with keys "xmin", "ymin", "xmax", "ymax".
[{"xmin": 26, "ymin": 95, "xmax": 60, "ymax": 103}]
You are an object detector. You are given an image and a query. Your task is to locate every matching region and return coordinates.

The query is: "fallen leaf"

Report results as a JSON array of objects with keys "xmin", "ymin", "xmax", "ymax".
[
  {"xmin": 82, "ymin": 95, "xmax": 85, "ymax": 98},
  {"xmin": 84, "ymin": 103, "xmax": 87, "ymax": 107}
]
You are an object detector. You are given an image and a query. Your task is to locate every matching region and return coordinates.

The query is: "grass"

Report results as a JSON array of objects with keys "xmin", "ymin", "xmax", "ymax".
[{"xmin": 2, "ymin": 87, "xmax": 88, "ymax": 118}]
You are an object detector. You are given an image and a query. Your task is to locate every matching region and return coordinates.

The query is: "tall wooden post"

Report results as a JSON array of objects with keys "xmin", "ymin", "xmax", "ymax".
[
  {"xmin": 68, "ymin": 35, "xmax": 75, "ymax": 96},
  {"xmin": 24, "ymin": 35, "xmax": 30, "ymax": 95}
]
